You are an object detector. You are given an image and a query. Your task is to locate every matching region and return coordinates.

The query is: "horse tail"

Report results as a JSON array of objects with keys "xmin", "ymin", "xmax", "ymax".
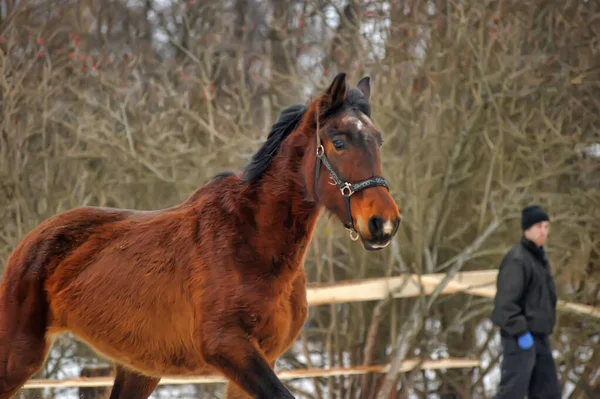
[
  {"xmin": 0, "ymin": 221, "xmax": 56, "ymax": 396},
  {"xmin": 0, "ymin": 219, "xmax": 58, "ymax": 340}
]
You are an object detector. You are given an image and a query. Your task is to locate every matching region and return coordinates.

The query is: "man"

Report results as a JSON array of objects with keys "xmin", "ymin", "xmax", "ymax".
[{"xmin": 491, "ymin": 205, "xmax": 561, "ymax": 399}]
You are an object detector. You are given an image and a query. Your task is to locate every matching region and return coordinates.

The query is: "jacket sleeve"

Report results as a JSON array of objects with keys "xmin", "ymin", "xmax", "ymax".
[{"xmin": 491, "ymin": 258, "xmax": 528, "ymax": 336}]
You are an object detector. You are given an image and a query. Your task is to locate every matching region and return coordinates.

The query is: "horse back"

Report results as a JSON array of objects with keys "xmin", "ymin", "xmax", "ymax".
[{"xmin": 1, "ymin": 206, "xmax": 135, "ymax": 290}]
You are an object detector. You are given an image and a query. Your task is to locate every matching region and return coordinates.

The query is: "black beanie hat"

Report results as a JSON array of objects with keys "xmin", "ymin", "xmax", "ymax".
[{"xmin": 521, "ymin": 205, "xmax": 550, "ymax": 230}]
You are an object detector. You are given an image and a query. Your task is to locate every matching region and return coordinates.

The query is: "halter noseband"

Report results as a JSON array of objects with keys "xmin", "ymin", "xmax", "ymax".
[{"xmin": 313, "ymin": 106, "xmax": 390, "ymax": 241}]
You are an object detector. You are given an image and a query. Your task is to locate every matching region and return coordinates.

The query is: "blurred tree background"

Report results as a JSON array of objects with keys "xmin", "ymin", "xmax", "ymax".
[{"xmin": 1, "ymin": 0, "xmax": 599, "ymax": 398}]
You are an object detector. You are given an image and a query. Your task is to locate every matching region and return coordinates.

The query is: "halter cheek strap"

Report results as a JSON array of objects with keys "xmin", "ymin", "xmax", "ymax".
[{"xmin": 313, "ymin": 105, "xmax": 390, "ymax": 241}]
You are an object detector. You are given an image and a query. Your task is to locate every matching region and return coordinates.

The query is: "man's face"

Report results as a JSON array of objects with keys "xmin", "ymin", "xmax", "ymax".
[{"xmin": 525, "ymin": 221, "xmax": 550, "ymax": 247}]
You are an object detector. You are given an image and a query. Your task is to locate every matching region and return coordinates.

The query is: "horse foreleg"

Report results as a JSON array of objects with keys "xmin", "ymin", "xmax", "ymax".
[
  {"xmin": 225, "ymin": 360, "xmax": 277, "ymax": 399},
  {"xmin": 203, "ymin": 333, "xmax": 294, "ymax": 399},
  {"xmin": 108, "ymin": 365, "xmax": 161, "ymax": 399}
]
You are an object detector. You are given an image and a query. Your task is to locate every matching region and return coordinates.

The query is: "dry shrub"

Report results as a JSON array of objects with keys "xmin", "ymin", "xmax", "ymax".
[{"xmin": 1, "ymin": 0, "xmax": 599, "ymax": 398}]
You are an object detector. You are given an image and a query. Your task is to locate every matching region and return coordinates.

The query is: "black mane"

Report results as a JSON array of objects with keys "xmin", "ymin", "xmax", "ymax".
[
  {"xmin": 242, "ymin": 86, "xmax": 371, "ymax": 183},
  {"xmin": 243, "ymin": 104, "xmax": 308, "ymax": 183}
]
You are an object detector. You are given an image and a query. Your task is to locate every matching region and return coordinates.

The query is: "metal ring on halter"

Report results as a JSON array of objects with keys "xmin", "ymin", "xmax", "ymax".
[
  {"xmin": 340, "ymin": 183, "xmax": 354, "ymax": 197},
  {"xmin": 348, "ymin": 228, "xmax": 360, "ymax": 241},
  {"xmin": 316, "ymin": 145, "xmax": 324, "ymax": 157}
]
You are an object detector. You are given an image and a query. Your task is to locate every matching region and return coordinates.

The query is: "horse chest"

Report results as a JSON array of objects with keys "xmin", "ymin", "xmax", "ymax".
[
  {"xmin": 252, "ymin": 302, "xmax": 293, "ymax": 357},
  {"xmin": 249, "ymin": 276, "xmax": 308, "ymax": 359}
]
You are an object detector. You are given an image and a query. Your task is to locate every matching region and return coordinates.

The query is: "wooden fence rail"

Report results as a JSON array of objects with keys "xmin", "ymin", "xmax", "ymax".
[
  {"xmin": 22, "ymin": 358, "xmax": 481, "ymax": 389},
  {"xmin": 306, "ymin": 270, "xmax": 600, "ymax": 319}
]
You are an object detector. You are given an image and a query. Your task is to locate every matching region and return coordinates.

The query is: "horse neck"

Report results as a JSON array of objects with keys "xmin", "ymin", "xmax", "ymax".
[{"xmin": 251, "ymin": 128, "xmax": 321, "ymax": 258}]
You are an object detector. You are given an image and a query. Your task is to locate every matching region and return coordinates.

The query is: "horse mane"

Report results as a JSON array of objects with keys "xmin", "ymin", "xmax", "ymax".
[
  {"xmin": 241, "ymin": 86, "xmax": 371, "ymax": 184},
  {"xmin": 243, "ymin": 103, "xmax": 308, "ymax": 183}
]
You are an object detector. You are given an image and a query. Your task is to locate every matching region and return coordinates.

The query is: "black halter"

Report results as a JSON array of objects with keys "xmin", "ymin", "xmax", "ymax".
[{"xmin": 313, "ymin": 108, "xmax": 390, "ymax": 240}]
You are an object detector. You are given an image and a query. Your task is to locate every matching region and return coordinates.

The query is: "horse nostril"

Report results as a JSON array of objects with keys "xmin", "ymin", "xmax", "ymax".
[{"xmin": 368, "ymin": 216, "xmax": 385, "ymax": 239}]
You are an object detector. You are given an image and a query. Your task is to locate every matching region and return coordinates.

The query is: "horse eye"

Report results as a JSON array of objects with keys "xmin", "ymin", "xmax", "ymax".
[{"xmin": 332, "ymin": 139, "xmax": 345, "ymax": 150}]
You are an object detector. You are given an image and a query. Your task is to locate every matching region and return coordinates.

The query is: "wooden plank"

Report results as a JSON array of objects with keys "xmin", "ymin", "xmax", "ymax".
[
  {"xmin": 306, "ymin": 274, "xmax": 439, "ymax": 306},
  {"xmin": 417, "ymin": 273, "xmax": 496, "ymax": 299},
  {"xmin": 307, "ymin": 270, "xmax": 600, "ymax": 320},
  {"xmin": 418, "ymin": 273, "xmax": 600, "ymax": 319},
  {"xmin": 21, "ymin": 358, "xmax": 480, "ymax": 389},
  {"xmin": 555, "ymin": 300, "xmax": 600, "ymax": 318},
  {"xmin": 306, "ymin": 270, "xmax": 497, "ymax": 305}
]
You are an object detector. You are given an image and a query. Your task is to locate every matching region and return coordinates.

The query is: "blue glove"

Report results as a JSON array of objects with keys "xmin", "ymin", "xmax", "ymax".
[{"xmin": 517, "ymin": 332, "xmax": 534, "ymax": 349}]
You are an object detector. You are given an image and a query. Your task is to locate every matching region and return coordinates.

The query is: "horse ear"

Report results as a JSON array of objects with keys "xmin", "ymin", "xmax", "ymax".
[
  {"xmin": 325, "ymin": 72, "xmax": 348, "ymax": 108},
  {"xmin": 357, "ymin": 76, "xmax": 371, "ymax": 101}
]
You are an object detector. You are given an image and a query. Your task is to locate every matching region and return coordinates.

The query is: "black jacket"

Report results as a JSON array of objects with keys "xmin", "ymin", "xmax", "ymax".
[{"xmin": 490, "ymin": 237, "xmax": 558, "ymax": 337}]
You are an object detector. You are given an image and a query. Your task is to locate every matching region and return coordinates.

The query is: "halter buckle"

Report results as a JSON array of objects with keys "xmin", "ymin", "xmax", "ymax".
[
  {"xmin": 348, "ymin": 228, "xmax": 360, "ymax": 241},
  {"xmin": 340, "ymin": 183, "xmax": 354, "ymax": 197}
]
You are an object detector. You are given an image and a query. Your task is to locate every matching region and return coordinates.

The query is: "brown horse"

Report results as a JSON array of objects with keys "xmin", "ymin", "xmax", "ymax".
[{"xmin": 0, "ymin": 72, "xmax": 400, "ymax": 398}]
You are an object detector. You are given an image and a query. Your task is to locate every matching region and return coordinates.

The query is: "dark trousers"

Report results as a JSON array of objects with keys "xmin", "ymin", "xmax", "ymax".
[{"xmin": 494, "ymin": 333, "xmax": 561, "ymax": 399}]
